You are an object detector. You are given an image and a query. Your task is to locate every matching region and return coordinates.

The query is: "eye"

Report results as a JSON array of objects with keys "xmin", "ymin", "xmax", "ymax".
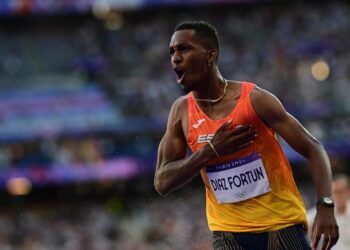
[
  {"xmin": 179, "ymin": 45, "xmax": 190, "ymax": 52},
  {"xmin": 169, "ymin": 47, "xmax": 175, "ymax": 55}
]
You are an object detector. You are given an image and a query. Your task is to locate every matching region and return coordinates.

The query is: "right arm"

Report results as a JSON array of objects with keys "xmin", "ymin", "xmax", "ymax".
[
  {"xmin": 154, "ymin": 98, "xmax": 215, "ymax": 196},
  {"xmin": 154, "ymin": 98, "xmax": 256, "ymax": 196}
]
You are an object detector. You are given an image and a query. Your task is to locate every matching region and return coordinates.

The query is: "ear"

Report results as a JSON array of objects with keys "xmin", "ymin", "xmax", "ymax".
[{"xmin": 207, "ymin": 49, "xmax": 218, "ymax": 65}]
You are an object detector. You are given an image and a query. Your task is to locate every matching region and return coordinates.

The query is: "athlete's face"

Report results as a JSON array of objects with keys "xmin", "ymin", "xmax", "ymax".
[{"xmin": 169, "ymin": 30, "xmax": 210, "ymax": 93}]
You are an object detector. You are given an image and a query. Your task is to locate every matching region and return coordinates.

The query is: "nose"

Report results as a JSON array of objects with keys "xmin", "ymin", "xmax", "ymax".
[{"xmin": 172, "ymin": 50, "xmax": 182, "ymax": 65}]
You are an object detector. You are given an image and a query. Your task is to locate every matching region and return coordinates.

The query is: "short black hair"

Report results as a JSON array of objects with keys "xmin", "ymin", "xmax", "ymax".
[{"xmin": 175, "ymin": 21, "xmax": 220, "ymax": 57}]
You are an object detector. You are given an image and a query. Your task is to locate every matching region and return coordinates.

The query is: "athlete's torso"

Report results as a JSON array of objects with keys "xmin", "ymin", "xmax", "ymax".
[
  {"xmin": 180, "ymin": 81, "xmax": 243, "ymax": 139},
  {"xmin": 184, "ymin": 81, "xmax": 307, "ymax": 232}
]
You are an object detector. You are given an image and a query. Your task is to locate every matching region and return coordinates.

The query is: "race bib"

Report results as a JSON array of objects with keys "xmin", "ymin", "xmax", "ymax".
[{"xmin": 206, "ymin": 153, "xmax": 271, "ymax": 204}]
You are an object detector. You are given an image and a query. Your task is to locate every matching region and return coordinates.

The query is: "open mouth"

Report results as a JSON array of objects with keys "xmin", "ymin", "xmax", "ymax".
[{"xmin": 174, "ymin": 68, "xmax": 185, "ymax": 84}]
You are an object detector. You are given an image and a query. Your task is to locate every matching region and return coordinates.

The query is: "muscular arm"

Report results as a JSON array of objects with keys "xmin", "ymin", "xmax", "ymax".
[
  {"xmin": 251, "ymin": 88, "xmax": 331, "ymax": 198},
  {"xmin": 154, "ymin": 98, "xmax": 215, "ymax": 196},
  {"xmin": 251, "ymin": 87, "xmax": 338, "ymax": 250}
]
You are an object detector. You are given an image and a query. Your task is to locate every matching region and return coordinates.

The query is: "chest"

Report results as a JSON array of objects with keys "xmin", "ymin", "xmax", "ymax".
[
  {"xmin": 183, "ymin": 95, "xmax": 242, "ymax": 139},
  {"xmin": 185, "ymin": 102, "xmax": 253, "ymax": 150},
  {"xmin": 198, "ymin": 99, "xmax": 238, "ymax": 120}
]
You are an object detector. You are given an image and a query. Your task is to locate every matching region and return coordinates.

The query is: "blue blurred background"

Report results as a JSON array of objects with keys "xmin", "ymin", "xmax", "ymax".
[{"xmin": 0, "ymin": 0, "xmax": 349, "ymax": 249}]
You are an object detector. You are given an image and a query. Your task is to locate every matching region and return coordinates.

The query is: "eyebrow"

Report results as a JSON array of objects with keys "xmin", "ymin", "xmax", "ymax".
[
  {"xmin": 169, "ymin": 42, "xmax": 190, "ymax": 49},
  {"xmin": 170, "ymin": 43, "xmax": 191, "ymax": 55}
]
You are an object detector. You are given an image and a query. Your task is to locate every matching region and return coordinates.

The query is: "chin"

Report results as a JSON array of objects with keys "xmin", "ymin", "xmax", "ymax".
[
  {"xmin": 181, "ymin": 82, "xmax": 195, "ymax": 94},
  {"xmin": 182, "ymin": 85, "xmax": 194, "ymax": 94}
]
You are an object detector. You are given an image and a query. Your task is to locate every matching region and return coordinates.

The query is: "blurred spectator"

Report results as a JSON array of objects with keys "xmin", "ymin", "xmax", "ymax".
[
  {"xmin": 307, "ymin": 174, "xmax": 350, "ymax": 250},
  {"xmin": 0, "ymin": 186, "xmax": 211, "ymax": 250}
]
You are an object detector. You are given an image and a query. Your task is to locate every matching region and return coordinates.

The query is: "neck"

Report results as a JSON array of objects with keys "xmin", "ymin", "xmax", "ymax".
[{"xmin": 193, "ymin": 68, "xmax": 226, "ymax": 101}]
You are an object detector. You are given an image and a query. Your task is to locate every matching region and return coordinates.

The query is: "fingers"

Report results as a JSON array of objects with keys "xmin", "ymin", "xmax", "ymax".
[
  {"xmin": 228, "ymin": 126, "xmax": 256, "ymax": 143},
  {"xmin": 221, "ymin": 125, "xmax": 257, "ymax": 149},
  {"xmin": 211, "ymin": 123, "xmax": 256, "ymax": 156},
  {"xmin": 312, "ymin": 231, "xmax": 321, "ymax": 250},
  {"xmin": 321, "ymin": 234, "xmax": 329, "ymax": 250},
  {"xmin": 230, "ymin": 124, "xmax": 252, "ymax": 135},
  {"xmin": 216, "ymin": 122, "xmax": 252, "ymax": 136},
  {"xmin": 236, "ymin": 141, "xmax": 254, "ymax": 150},
  {"xmin": 324, "ymin": 226, "xmax": 339, "ymax": 250},
  {"xmin": 331, "ymin": 225, "xmax": 339, "ymax": 248},
  {"xmin": 311, "ymin": 212, "xmax": 339, "ymax": 250},
  {"xmin": 216, "ymin": 121, "xmax": 232, "ymax": 133},
  {"xmin": 320, "ymin": 234, "xmax": 333, "ymax": 250},
  {"xmin": 313, "ymin": 230, "xmax": 339, "ymax": 250}
]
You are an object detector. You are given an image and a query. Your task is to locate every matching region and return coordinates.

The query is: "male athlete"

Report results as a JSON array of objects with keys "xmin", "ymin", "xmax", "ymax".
[{"xmin": 154, "ymin": 21, "xmax": 338, "ymax": 249}]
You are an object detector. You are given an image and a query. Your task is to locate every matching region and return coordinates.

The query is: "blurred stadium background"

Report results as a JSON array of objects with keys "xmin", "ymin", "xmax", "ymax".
[{"xmin": 0, "ymin": 0, "xmax": 349, "ymax": 249}]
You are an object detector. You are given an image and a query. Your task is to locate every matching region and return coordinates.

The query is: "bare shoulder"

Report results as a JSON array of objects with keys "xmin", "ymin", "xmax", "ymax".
[
  {"xmin": 171, "ymin": 95, "xmax": 188, "ymax": 112},
  {"xmin": 230, "ymin": 80, "xmax": 243, "ymax": 85},
  {"xmin": 227, "ymin": 80, "xmax": 273, "ymax": 99},
  {"xmin": 249, "ymin": 85, "xmax": 287, "ymax": 127},
  {"xmin": 167, "ymin": 95, "xmax": 188, "ymax": 134},
  {"xmin": 250, "ymin": 85, "xmax": 283, "ymax": 108},
  {"xmin": 169, "ymin": 95, "xmax": 188, "ymax": 121}
]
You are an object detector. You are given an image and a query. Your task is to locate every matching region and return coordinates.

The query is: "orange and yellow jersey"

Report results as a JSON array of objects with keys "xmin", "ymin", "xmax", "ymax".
[{"xmin": 187, "ymin": 82, "xmax": 307, "ymax": 233}]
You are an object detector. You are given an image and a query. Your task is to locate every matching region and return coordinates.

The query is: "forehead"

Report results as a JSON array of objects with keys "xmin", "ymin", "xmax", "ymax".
[{"xmin": 170, "ymin": 29, "xmax": 201, "ymax": 47}]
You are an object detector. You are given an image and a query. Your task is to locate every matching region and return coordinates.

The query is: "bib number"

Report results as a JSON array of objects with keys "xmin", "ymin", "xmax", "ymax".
[{"xmin": 206, "ymin": 153, "xmax": 271, "ymax": 204}]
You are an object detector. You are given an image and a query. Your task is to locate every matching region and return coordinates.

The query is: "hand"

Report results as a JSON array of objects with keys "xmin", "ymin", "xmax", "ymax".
[
  {"xmin": 210, "ymin": 122, "xmax": 256, "ymax": 157},
  {"xmin": 311, "ymin": 207, "xmax": 339, "ymax": 250}
]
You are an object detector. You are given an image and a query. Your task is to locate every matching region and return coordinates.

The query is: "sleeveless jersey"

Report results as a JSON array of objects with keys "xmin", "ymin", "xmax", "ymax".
[{"xmin": 187, "ymin": 82, "xmax": 307, "ymax": 233}]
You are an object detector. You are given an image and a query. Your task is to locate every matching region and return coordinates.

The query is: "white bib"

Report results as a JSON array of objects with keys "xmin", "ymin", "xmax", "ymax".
[{"xmin": 206, "ymin": 153, "xmax": 271, "ymax": 204}]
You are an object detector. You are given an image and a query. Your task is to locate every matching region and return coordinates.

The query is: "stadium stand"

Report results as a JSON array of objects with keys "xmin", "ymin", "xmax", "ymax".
[{"xmin": 0, "ymin": 0, "xmax": 349, "ymax": 249}]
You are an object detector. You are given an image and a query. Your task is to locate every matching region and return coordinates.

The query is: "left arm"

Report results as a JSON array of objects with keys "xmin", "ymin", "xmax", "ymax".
[{"xmin": 251, "ymin": 86, "xmax": 338, "ymax": 250}]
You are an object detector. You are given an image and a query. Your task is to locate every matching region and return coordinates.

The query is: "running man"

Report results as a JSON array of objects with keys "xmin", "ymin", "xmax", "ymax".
[{"xmin": 154, "ymin": 21, "xmax": 338, "ymax": 250}]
